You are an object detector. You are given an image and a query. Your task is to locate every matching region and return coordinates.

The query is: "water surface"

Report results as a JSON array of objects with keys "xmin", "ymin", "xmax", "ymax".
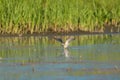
[{"xmin": 0, "ymin": 34, "xmax": 120, "ymax": 80}]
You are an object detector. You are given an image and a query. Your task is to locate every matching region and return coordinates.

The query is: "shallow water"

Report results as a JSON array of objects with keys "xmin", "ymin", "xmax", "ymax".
[{"xmin": 0, "ymin": 34, "xmax": 120, "ymax": 80}]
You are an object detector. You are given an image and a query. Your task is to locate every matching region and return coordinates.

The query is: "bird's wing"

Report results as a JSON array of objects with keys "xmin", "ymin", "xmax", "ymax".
[
  {"xmin": 65, "ymin": 36, "xmax": 75, "ymax": 44},
  {"xmin": 53, "ymin": 37, "xmax": 63, "ymax": 43}
]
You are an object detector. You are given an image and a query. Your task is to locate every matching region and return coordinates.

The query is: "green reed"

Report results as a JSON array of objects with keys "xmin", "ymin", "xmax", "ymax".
[{"xmin": 0, "ymin": 0, "xmax": 120, "ymax": 34}]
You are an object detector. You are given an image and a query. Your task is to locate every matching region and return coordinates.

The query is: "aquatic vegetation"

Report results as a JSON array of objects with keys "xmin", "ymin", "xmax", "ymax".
[{"xmin": 0, "ymin": 0, "xmax": 120, "ymax": 34}]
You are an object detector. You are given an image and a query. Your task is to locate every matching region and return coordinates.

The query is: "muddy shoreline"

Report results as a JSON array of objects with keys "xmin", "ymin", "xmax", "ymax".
[{"xmin": 0, "ymin": 30, "xmax": 119, "ymax": 37}]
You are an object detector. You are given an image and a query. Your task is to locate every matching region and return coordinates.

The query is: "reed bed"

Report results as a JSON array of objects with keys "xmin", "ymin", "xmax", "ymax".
[{"xmin": 0, "ymin": 0, "xmax": 120, "ymax": 34}]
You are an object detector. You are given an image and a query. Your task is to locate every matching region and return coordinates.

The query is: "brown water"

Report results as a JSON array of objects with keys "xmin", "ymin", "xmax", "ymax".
[{"xmin": 0, "ymin": 33, "xmax": 120, "ymax": 80}]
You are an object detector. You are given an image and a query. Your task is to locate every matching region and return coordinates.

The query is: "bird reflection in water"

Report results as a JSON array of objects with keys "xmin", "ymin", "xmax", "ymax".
[{"xmin": 63, "ymin": 48, "xmax": 69, "ymax": 58}]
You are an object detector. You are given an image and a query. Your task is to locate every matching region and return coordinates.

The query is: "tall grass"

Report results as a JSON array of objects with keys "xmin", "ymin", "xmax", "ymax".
[{"xmin": 0, "ymin": 0, "xmax": 120, "ymax": 34}]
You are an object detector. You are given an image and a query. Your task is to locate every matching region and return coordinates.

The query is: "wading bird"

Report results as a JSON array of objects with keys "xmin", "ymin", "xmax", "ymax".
[
  {"xmin": 53, "ymin": 36, "xmax": 75, "ymax": 58},
  {"xmin": 53, "ymin": 36, "xmax": 75, "ymax": 49}
]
